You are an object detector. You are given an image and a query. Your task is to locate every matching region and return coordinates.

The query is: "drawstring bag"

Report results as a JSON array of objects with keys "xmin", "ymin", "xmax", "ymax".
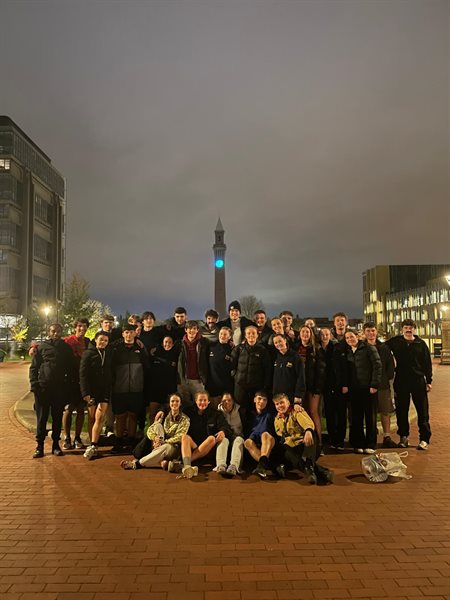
[{"xmin": 361, "ymin": 451, "xmax": 411, "ymax": 482}]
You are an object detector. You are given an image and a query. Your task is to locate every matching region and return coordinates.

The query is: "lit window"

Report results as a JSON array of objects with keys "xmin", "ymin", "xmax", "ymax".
[{"xmin": 0, "ymin": 159, "xmax": 10, "ymax": 171}]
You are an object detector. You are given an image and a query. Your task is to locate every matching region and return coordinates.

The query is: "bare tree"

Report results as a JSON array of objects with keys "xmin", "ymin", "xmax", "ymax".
[{"xmin": 238, "ymin": 295, "xmax": 265, "ymax": 318}]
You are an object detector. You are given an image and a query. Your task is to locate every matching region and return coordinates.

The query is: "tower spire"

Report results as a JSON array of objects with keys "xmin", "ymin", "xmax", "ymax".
[{"xmin": 213, "ymin": 219, "xmax": 226, "ymax": 318}]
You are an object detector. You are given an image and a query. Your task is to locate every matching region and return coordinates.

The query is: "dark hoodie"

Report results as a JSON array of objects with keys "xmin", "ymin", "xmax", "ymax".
[{"xmin": 178, "ymin": 333, "xmax": 209, "ymax": 384}]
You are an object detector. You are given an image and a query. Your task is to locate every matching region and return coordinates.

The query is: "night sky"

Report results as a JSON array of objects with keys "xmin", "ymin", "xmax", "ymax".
[{"xmin": 2, "ymin": 0, "xmax": 449, "ymax": 319}]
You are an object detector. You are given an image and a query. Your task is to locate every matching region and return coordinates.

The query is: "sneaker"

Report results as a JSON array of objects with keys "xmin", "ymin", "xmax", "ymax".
[
  {"xmin": 52, "ymin": 445, "xmax": 64, "ymax": 456},
  {"xmin": 83, "ymin": 445, "xmax": 98, "ymax": 460},
  {"xmin": 316, "ymin": 465, "xmax": 334, "ymax": 485},
  {"xmin": 275, "ymin": 464, "xmax": 286, "ymax": 479},
  {"xmin": 398, "ymin": 437, "xmax": 409, "ymax": 448},
  {"xmin": 168, "ymin": 460, "xmax": 183, "ymax": 473},
  {"xmin": 417, "ymin": 440, "xmax": 429, "ymax": 451},
  {"xmin": 216, "ymin": 464, "xmax": 227, "ymax": 474},
  {"xmin": 252, "ymin": 463, "xmax": 267, "ymax": 479},
  {"xmin": 63, "ymin": 438, "xmax": 72, "ymax": 450},
  {"xmin": 354, "ymin": 448, "xmax": 364, "ymax": 454},
  {"xmin": 181, "ymin": 465, "xmax": 198, "ymax": 479},
  {"xmin": 383, "ymin": 436, "xmax": 397, "ymax": 448},
  {"xmin": 222, "ymin": 464, "xmax": 237, "ymax": 479},
  {"xmin": 304, "ymin": 465, "xmax": 317, "ymax": 485},
  {"xmin": 121, "ymin": 459, "xmax": 139, "ymax": 470},
  {"xmin": 364, "ymin": 448, "xmax": 376, "ymax": 454},
  {"xmin": 337, "ymin": 446, "xmax": 345, "ymax": 451},
  {"xmin": 74, "ymin": 438, "xmax": 85, "ymax": 450},
  {"xmin": 33, "ymin": 445, "xmax": 44, "ymax": 459}
]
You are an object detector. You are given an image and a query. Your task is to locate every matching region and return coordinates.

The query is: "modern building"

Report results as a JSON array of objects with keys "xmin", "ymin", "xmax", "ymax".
[
  {"xmin": 0, "ymin": 116, "xmax": 66, "ymax": 318},
  {"xmin": 213, "ymin": 218, "xmax": 226, "ymax": 318},
  {"xmin": 363, "ymin": 265, "xmax": 450, "ymax": 352}
]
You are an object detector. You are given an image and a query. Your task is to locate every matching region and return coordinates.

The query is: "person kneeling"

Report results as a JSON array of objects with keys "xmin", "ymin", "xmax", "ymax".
[{"xmin": 273, "ymin": 393, "xmax": 333, "ymax": 485}]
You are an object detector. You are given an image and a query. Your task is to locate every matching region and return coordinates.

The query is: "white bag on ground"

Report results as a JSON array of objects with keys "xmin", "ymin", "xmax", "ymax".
[{"xmin": 362, "ymin": 451, "xmax": 411, "ymax": 482}]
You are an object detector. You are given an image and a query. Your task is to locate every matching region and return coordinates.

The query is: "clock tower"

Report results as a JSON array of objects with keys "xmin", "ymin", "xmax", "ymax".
[{"xmin": 213, "ymin": 218, "xmax": 226, "ymax": 318}]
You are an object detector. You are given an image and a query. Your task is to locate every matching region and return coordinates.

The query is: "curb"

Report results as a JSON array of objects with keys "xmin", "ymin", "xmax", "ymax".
[{"xmin": 14, "ymin": 391, "xmax": 36, "ymax": 433}]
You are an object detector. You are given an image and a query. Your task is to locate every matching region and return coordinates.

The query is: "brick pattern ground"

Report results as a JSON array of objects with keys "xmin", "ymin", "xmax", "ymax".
[{"xmin": 1, "ymin": 361, "xmax": 450, "ymax": 600}]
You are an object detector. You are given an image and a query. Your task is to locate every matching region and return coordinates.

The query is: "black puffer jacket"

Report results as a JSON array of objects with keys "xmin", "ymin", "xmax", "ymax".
[
  {"xmin": 231, "ymin": 342, "xmax": 272, "ymax": 391},
  {"xmin": 318, "ymin": 340, "xmax": 338, "ymax": 392},
  {"xmin": 207, "ymin": 340, "xmax": 234, "ymax": 396},
  {"xmin": 297, "ymin": 344, "xmax": 326, "ymax": 395},
  {"xmin": 339, "ymin": 341, "xmax": 382, "ymax": 389},
  {"xmin": 149, "ymin": 344, "xmax": 179, "ymax": 402},
  {"xmin": 79, "ymin": 345, "xmax": 112, "ymax": 401},
  {"xmin": 112, "ymin": 341, "xmax": 150, "ymax": 394},
  {"xmin": 29, "ymin": 338, "xmax": 73, "ymax": 392}
]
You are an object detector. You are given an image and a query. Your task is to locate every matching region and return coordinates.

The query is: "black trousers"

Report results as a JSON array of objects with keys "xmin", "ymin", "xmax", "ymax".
[
  {"xmin": 283, "ymin": 439, "xmax": 317, "ymax": 469},
  {"xmin": 395, "ymin": 378, "xmax": 431, "ymax": 443},
  {"xmin": 348, "ymin": 387, "xmax": 378, "ymax": 449},
  {"xmin": 34, "ymin": 388, "xmax": 66, "ymax": 445},
  {"xmin": 323, "ymin": 387, "xmax": 348, "ymax": 447}
]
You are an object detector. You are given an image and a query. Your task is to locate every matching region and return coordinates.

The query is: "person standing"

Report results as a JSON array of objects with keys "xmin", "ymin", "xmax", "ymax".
[
  {"xmin": 63, "ymin": 318, "xmax": 90, "ymax": 450},
  {"xmin": 386, "ymin": 319, "xmax": 433, "ymax": 450},
  {"xmin": 217, "ymin": 301, "xmax": 254, "ymax": 347},
  {"xmin": 231, "ymin": 325, "xmax": 272, "ymax": 421},
  {"xmin": 177, "ymin": 321, "xmax": 209, "ymax": 406},
  {"xmin": 363, "ymin": 322, "xmax": 397, "ymax": 448},
  {"xmin": 340, "ymin": 330, "xmax": 382, "ymax": 454},
  {"xmin": 79, "ymin": 331, "xmax": 113, "ymax": 460},
  {"xmin": 29, "ymin": 323, "xmax": 73, "ymax": 458}
]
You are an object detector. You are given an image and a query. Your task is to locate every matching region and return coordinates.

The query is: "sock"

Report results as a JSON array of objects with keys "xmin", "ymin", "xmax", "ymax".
[
  {"xmin": 183, "ymin": 457, "xmax": 191, "ymax": 467},
  {"xmin": 259, "ymin": 455, "xmax": 269, "ymax": 468}
]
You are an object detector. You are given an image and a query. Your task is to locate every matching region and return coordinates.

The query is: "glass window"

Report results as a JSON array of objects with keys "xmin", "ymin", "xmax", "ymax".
[
  {"xmin": 0, "ymin": 222, "xmax": 21, "ymax": 249},
  {"xmin": 0, "ymin": 159, "xmax": 10, "ymax": 170},
  {"xmin": 34, "ymin": 234, "xmax": 52, "ymax": 263},
  {"xmin": 0, "ymin": 249, "xmax": 7, "ymax": 264}
]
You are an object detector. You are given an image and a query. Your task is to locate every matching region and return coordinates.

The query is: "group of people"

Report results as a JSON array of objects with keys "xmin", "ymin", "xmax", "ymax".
[{"xmin": 29, "ymin": 300, "xmax": 433, "ymax": 483}]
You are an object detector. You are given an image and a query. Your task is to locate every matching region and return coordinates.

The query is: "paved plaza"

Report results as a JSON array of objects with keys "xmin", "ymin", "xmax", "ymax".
[{"xmin": 1, "ymin": 361, "xmax": 450, "ymax": 600}]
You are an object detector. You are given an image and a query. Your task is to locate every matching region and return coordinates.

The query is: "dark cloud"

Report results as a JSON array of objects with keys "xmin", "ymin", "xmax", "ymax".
[{"xmin": 1, "ymin": 0, "xmax": 448, "ymax": 319}]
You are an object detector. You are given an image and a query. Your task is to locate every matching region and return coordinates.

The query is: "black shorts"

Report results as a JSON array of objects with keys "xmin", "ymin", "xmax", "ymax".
[
  {"xmin": 112, "ymin": 392, "xmax": 144, "ymax": 415},
  {"xmin": 66, "ymin": 384, "xmax": 86, "ymax": 412}
]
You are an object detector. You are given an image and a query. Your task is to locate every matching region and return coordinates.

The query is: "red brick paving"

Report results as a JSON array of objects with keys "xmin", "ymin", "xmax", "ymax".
[{"xmin": 1, "ymin": 361, "xmax": 450, "ymax": 599}]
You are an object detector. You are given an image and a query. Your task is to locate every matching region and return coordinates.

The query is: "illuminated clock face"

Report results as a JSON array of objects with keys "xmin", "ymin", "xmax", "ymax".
[{"xmin": 215, "ymin": 259, "xmax": 224, "ymax": 269}]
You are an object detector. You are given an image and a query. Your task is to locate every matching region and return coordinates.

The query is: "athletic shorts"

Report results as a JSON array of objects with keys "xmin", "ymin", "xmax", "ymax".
[
  {"xmin": 112, "ymin": 392, "xmax": 144, "ymax": 415},
  {"xmin": 66, "ymin": 384, "xmax": 86, "ymax": 412},
  {"xmin": 377, "ymin": 389, "xmax": 395, "ymax": 414}
]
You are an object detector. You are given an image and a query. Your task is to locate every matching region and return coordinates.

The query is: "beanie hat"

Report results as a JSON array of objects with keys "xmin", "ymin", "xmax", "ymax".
[{"xmin": 228, "ymin": 301, "xmax": 241, "ymax": 312}]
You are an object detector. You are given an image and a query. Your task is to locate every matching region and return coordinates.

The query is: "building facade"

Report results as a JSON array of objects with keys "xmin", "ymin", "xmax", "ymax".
[
  {"xmin": 0, "ymin": 116, "xmax": 66, "ymax": 317},
  {"xmin": 213, "ymin": 218, "xmax": 226, "ymax": 318},
  {"xmin": 363, "ymin": 265, "xmax": 450, "ymax": 352}
]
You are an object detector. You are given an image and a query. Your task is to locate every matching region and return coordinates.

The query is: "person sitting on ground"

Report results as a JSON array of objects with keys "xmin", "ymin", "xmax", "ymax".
[
  {"xmin": 120, "ymin": 393, "xmax": 190, "ymax": 470},
  {"xmin": 79, "ymin": 331, "xmax": 112, "ymax": 460},
  {"xmin": 176, "ymin": 391, "xmax": 232, "ymax": 479},
  {"xmin": 273, "ymin": 393, "xmax": 333, "ymax": 485},
  {"xmin": 244, "ymin": 391, "xmax": 281, "ymax": 479},
  {"xmin": 215, "ymin": 392, "xmax": 245, "ymax": 478}
]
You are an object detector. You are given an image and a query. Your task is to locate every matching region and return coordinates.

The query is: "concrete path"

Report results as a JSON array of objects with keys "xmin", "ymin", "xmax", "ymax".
[{"xmin": 1, "ymin": 361, "xmax": 450, "ymax": 600}]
